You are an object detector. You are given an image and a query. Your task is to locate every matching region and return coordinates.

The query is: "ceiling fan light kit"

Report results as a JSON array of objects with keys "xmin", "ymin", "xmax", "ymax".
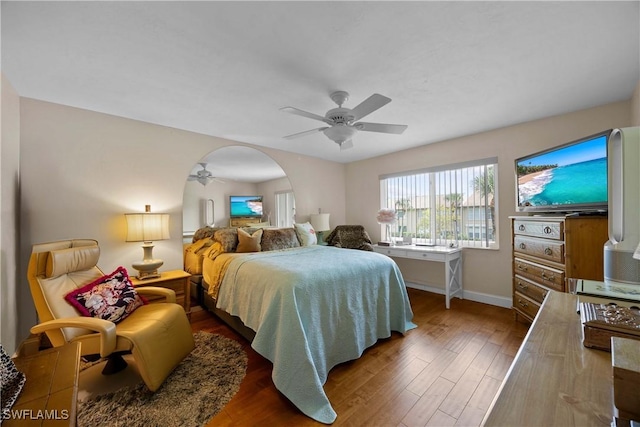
[
  {"xmin": 187, "ymin": 163, "xmax": 224, "ymax": 186},
  {"xmin": 281, "ymin": 91, "xmax": 408, "ymax": 150}
]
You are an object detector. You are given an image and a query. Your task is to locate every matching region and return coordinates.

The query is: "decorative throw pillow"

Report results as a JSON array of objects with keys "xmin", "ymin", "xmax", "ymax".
[
  {"xmin": 64, "ymin": 267, "xmax": 146, "ymax": 324},
  {"xmin": 237, "ymin": 228, "xmax": 263, "ymax": 253},
  {"xmin": 192, "ymin": 226, "xmax": 219, "ymax": 243},
  {"xmin": 213, "ymin": 228, "xmax": 239, "ymax": 252},
  {"xmin": 294, "ymin": 222, "xmax": 317, "ymax": 246},
  {"xmin": 261, "ymin": 228, "xmax": 301, "ymax": 251}
]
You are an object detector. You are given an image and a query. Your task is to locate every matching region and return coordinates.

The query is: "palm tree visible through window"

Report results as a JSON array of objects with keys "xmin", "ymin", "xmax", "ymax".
[{"xmin": 379, "ymin": 158, "xmax": 498, "ymax": 248}]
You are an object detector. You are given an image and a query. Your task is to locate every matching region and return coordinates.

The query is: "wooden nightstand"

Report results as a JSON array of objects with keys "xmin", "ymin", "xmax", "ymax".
[{"xmin": 131, "ymin": 270, "xmax": 191, "ymax": 316}]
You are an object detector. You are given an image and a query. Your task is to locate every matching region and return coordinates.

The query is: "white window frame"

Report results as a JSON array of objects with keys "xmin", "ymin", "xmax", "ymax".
[{"xmin": 379, "ymin": 157, "xmax": 498, "ymax": 249}]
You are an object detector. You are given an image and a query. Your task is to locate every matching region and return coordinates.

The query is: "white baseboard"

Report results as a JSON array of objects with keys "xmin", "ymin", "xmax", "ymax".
[{"xmin": 405, "ymin": 281, "xmax": 512, "ymax": 309}]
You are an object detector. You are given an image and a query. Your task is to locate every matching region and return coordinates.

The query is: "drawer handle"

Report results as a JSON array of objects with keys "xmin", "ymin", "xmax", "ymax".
[
  {"xmin": 517, "ymin": 282, "xmax": 528, "ymax": 290},
  {"xmin": 517, "ymin": 264, "xmax": 528, "ymax": 272},
  {"xmin": 518, "ymin": 299, "xmax": 528, "ymax": 308},
  {"xmin": 543, "ymin": 226, "xmax": 552, "ymax": 234},
  {"xmin": 541, "ymin": 272, "xmax": 555, "ymax": 281},
  {"xmin": 519, "ymin": 243, "xmax": 526, "ymax": 250},
  {"xmin": 518, "ymin": 224, "xmax": 525, "ymax": 231},
  {"xmin": 544, "ymin": 247, "xmax": 553, "ymax": 255}
]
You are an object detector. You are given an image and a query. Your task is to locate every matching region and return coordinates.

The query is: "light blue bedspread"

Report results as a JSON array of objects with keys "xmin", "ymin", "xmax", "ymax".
[{"xmin": 215, "ymin": 245, "xmax": 416, "ymax": 424}]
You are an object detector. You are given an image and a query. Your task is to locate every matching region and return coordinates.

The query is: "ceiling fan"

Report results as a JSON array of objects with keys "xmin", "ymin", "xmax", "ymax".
[
  {"xmin": 187, "ymin": 163, "xmax": 225, "ymax": 186},
  {"xmin": 280, "ymin": 91, "xmax": 407, "ymax": 150}
]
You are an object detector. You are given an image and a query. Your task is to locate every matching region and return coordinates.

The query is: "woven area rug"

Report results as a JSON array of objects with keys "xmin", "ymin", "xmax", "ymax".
[{"xmin": 78, "ymin": 331, "xmax": 247, "ymax": 426}]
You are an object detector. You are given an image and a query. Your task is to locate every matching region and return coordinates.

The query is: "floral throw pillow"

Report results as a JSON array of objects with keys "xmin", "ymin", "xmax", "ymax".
[
  {"xmin": 294, "ymin": 222, "xmax": 317, "ymax": 246},
  {"xmin": 65, "ymin": 267, "xmax": 146, "ymax": 324}
]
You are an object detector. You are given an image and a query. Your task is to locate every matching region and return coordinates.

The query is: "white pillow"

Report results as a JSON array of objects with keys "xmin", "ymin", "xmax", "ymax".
[{"xmin": 294, "ymin": 222, "xmax": 317, "ymax": 246}]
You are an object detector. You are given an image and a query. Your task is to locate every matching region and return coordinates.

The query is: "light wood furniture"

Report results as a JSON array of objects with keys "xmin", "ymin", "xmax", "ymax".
[
  {"xmin": 511, "ymin": 215, "xmax": 608, "ymax": 322},
  {"xmin": 229, "ymin": 217, "xmax": 261, "ymax": 227},
  {"xmin": 482, "ymin": 291, "xmax": 614, "ymax": 426},
  {"xmin": 131, "ymin": 269, "xmax": 191, "ymax": 315},
  {"xmin": 612, "ymin": 337, "xmax": 640, "ymax": 420},
  {"xmin": 6, "ymin": 342, "xmax": 80, "ymax": 426},
  {"xmin": 372, "ymin": 244, "xmax": 462, "ymax": 309}
]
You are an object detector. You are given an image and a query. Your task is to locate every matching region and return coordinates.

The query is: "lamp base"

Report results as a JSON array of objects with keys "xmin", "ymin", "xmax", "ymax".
[
  {"xmin": 133, "ymin": 270, "xmax": 161, "ymax": 280},
  {"xmin": 131, "ymin": 259, "xmax": 163, "ymax": 280}
]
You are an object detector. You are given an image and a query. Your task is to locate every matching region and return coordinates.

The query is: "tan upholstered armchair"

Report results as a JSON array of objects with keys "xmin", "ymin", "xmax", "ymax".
[{"xmin": 27, "ymin": 239, "xmax": 195, "ymax": 392}]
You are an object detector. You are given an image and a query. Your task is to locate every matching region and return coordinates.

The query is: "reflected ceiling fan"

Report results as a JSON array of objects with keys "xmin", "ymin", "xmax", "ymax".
[
  {"xmin": 187, "ymin": 163, "xmax": 225, "ymax": 186},
  {"xmin": 280, "ymin": 91, "xmax": 407, "ymax": 150}
]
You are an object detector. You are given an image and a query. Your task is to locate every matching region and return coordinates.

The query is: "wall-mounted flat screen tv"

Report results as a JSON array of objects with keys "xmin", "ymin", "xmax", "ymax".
[
  {"xmin": 230, "ymin": 195, "xmax": 263, "ymax": 218},
  {"xmin": 515, "ymin": 129, "xmax": 610, "ymax": 213}
]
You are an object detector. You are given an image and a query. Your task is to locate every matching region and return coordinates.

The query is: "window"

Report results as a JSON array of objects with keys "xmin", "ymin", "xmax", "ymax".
[
  {"xmin": 275, "ymin": 191, "xmax": 296, "ymax": 228},
  {"xmin": 380, "ymin": 158, "xmax": 498, "ymax": 248}
]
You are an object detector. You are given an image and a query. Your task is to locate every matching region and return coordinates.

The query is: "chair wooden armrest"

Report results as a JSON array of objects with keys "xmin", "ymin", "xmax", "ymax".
[
  {"xmin": 30, "ymin": 317, "xmax": 116, "ymax": 357},
  {"xmin": 136, "ymin": 286, "xmax": 176, "ymax": 303}
]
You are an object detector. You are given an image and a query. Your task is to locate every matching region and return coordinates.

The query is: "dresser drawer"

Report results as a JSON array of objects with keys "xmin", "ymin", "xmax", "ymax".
[
  {"xmin": 514, "ymin": 291, "xmax": 541, "ymax": 320},
  {"xmin": 513, "ymin": 219, "xmax": 563, "ymax": 240},
  {"xmin": 513, "ymin": 258, "xmax": 565, "ymax": 292},
  {"xmin": 513, "ymin": 275, "xmax": 549, "ymax": 303},
  {"xmin": 514, "ymin": 236, "xmax": 564, "ymax": 264}
]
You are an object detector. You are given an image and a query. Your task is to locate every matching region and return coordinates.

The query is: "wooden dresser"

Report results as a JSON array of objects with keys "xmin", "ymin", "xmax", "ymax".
[
  {"xmin": 229, "ymin": 217, "xmax": 261, "ymax": 227},
  {"xmin": 482, "ymin": 291, "xmax": 614, "ymax": 426},
  {"xmin": 511, "ymin": 215, "xmax": 608, "ymax": 322}
]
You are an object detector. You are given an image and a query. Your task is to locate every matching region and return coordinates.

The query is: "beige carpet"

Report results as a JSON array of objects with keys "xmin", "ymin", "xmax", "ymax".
[{"xmin": 77, "ymin": 331, "xmax": 247, "ymax": 426}]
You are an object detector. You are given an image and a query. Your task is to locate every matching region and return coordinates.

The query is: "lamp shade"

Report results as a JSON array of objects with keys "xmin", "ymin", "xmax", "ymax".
[
  {"xmin": 125, "ymin": 212, "xmax": 170, "ymax": 242},
  {"xmin": 634, "ymin": 242, "xmax": 640, "ymax": 260},
  {"xmin": 310, "ymin": 213, "xmax": 330, "ymax": 232}
]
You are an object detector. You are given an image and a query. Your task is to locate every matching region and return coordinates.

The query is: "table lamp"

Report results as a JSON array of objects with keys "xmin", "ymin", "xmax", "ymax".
[
  {"xmin": 125, "ymin": 205, "xmax": 170, "ymax": 279},
  {"xmin": 310, "ymin": 213, "xmax": 330, "ymax": 245}
]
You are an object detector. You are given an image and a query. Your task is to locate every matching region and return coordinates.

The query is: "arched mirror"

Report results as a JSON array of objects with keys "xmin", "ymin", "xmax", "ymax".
[{"xmin": 182, "ymin": 146, "xmax": 294, "ymax": 241}]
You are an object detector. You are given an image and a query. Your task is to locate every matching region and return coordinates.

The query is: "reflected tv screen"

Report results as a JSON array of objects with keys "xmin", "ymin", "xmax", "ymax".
[{"xmin": 229, "ymin": 195, "xmax": 263, "ymax": 218}]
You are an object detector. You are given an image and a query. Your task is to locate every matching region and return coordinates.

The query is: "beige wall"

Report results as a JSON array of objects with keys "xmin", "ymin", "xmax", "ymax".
[
  {"xmin": 631, "ymin": 80, "xmax": 640, "ymax": 126},
  {"xmin": 1, "ymin": 74, "xmax": 22, "ymax": 354},
  {"xmin": 18, "ymin": 98, "xmax": 346, "ymax": 342},
  {"xmin": 346, "ymin": 100, "xmax": 633, "ymax": 305}
]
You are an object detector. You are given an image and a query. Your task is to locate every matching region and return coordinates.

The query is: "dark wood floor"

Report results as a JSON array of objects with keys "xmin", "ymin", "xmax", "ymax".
[{"xmin": 189, "ymin": 288, "xmax": 529, "ymax": 426}]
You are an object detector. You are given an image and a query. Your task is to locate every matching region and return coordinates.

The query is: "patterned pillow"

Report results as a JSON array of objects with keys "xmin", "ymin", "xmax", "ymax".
[
  {"xmin": 65, "ymin": 267, "xmax": 146, "ymax": 324},
  {"xmin": 213, "ymin": 228, "xmax": 239, "ymax": 253},
  {"xmin": 192, "ymin": 226, "xmax": 219, "ymax": 243},
  {"xmin": 261, "ymin": 228, "xmax": 301, "ymax": 251},
  {"xmin": 294, "ymin": 222, "xmax": 317, "ymax": 246}
]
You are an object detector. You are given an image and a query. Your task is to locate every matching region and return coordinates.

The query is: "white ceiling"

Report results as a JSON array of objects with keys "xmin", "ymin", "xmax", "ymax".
[{"xmin": 2, "ymin": 1, "xmax": 639, "ymax": 167}]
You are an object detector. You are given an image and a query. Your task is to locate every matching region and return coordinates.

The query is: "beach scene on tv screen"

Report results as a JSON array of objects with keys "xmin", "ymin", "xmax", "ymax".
[
  {"xmin": 517, "ymin": 136, "xmax": 607, "ymax": 208},
  {"xmin": 231, "ymin": 196, "xmax": 263, "ymax": 216}
]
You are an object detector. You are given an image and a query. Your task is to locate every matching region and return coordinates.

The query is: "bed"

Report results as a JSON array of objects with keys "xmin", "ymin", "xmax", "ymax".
[{"xmin": 184, "ymin": 226, "xmax": 416, "ymax": 424}]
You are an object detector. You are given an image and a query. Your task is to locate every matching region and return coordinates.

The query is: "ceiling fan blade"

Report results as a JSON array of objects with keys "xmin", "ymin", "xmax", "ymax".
[
  {"xmin": 339, "ymin": 140, "xmax": 354, "ymax": 150},
  {"xmin": 280, "ymin": 107, "xmax": 330, "ymax": 123},
  {"xmin": 283, "ymin": 127, "xmax": 329, "ymax": 139},
  {"xmin": 187, "ymin": 176, "xmax": 197, "ymax": 181},
  {"xmin": 350, "ymin": 94, "xmax": 392, "ymax": 121},
  {"xmin": 355, "ymin": 122, "xmax": 408, "ymax": 134}
]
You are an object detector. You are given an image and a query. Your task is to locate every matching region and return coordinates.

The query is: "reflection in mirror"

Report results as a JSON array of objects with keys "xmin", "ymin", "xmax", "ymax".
[{"xmin": 183, "ymin": 146, "xmax": 294, "ymax": 241}]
